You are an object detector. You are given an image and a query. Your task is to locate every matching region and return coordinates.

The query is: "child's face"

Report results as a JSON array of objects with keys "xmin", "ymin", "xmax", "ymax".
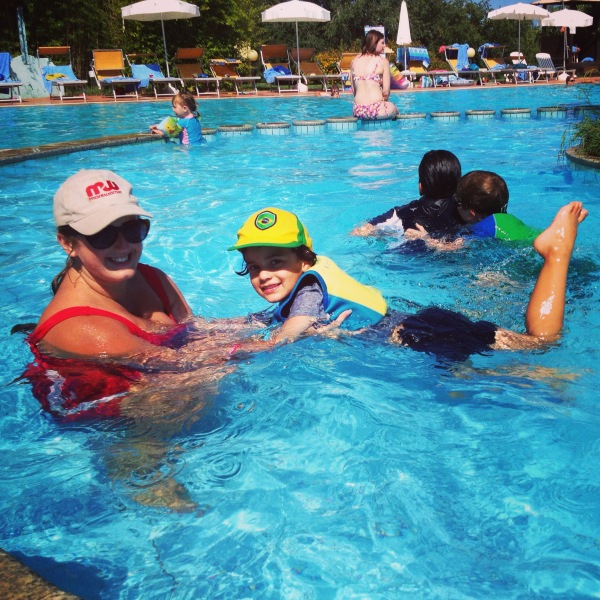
[
  {"xmin": 242, "ymin": 246, "xmax": 311, "ymax": 304},
  {"xmin": 172, "ymin": 101, "xmax": 190, "ymax": 118}
]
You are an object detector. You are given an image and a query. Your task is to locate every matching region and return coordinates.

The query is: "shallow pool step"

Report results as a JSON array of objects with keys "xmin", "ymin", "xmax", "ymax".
[
  {"xmin": 501, "ymin": 108, "xmax": 532, "ymax": 119},
  {"xmin": 256, "ymin": 122, "xmax": 291, "ymax": 135},
  {"xmin": 292, "ymin": 119, "xmax": 327, "ymax": 134}
]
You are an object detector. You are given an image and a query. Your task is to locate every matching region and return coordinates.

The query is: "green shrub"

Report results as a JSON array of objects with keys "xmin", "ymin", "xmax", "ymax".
[{"xmin": 571, "ymin": 116, "xmax": 600, "ymax": 157}]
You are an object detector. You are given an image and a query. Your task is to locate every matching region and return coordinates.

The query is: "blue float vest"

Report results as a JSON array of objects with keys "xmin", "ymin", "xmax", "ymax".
[{"xmin": 273, "ymin": 256, "xmax": 387, "ymax": 329}]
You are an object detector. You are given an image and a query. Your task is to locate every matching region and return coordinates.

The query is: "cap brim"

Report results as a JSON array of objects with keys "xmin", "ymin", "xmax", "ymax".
[
  {"xmin": 70, "ymin": 205, "xmax": 153, "ymax": 235},
  {"xmin": 228, "ymin": 241, "xmax": 305, "ymax": 252}
]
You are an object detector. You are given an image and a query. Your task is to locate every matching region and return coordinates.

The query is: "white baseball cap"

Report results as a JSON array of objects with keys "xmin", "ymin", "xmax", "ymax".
[{"xmin": 53, "ymin": 169, "xmax": 153, "ymax": 235}]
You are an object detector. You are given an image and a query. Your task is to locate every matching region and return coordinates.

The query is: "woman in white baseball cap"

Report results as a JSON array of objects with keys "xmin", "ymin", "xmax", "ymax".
[{"xmin": 25, "ymin": 169, "xmax": 237, "ymax": 419}]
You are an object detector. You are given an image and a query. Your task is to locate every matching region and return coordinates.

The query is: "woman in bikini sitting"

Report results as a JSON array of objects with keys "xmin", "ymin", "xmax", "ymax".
[{"xmin": 351, "ymin": 29, "xmax": 399, "ymax": 120}]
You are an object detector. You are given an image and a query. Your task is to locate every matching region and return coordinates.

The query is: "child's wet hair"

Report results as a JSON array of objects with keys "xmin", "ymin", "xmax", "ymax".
[
  {"xmin": 173, "ymin": 92, "xmax": 199, "ymax": 116},
  {"xmin": 236, "ymin": 245, "xmax": 317, "ymax": 276},
  {"xmin": 455, "ymin": 170, "xmax": 509, "ymax": 216},
  {"xmin": 418, "ymin": 150, "xmax": 462, "ymax": 200}
]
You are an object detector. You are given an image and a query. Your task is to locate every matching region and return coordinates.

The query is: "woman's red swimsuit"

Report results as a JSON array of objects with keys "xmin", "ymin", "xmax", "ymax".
[{"xmin": 24, "ymin": 264, "xmax": 187, "ymax": 420}]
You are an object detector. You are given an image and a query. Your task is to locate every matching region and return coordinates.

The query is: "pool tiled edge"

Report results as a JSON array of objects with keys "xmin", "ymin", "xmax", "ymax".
[{"xmin": 0, "ymin": 133, "xmax": 162, "ymax": 167}]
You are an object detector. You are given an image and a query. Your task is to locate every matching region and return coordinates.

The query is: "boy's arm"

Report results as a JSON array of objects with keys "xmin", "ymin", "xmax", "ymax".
[
  {"xmin": 350, "ymin": 207, "xmax": 402, "ymax": 236},
  {"xmin": 404, "ymin": 223, "xmax": 464, "ymax": 251}
]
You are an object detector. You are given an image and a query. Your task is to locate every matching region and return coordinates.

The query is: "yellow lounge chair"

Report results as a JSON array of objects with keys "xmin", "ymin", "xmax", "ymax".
[
  {"xmin": 440, "ymin": 45, "xmax": 480, "ymax": 86},
  {"xmin": 396, "ymin": 47, "xmax": 432, "ymax": 85},
  {"xmin": 290, "ymin": 48, "xmax": 343, "ymax": 92},
  {"xmin": 337, "ymin": 52, "xmax": 358, "ymax": 91},
  {"xmin": 91, "ymin": 49, "xmax": 140, "ymax": 101},
  {"xmin": 478, "ymin": 44, "xmax": 513, "ymax": 84},
  {"xmin": 209, "ymin": 59, "xmax": 259, "ymax": 95},
  {"xmin": 173, "ymin": 48, "xmax": 220, "ymax": 97},
  {"xmin": 260, "ymin": 44, "xmax": 301, "ymax": 94},
  {"xmin": 37, "ymin": 46, "xmax": 86, "ymax": 101}
]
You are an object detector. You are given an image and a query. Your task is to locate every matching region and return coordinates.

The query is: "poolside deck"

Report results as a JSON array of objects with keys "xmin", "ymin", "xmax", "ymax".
[{"xmin": 2, "ymin": 76, "xmax": 599, "ymax": 107}]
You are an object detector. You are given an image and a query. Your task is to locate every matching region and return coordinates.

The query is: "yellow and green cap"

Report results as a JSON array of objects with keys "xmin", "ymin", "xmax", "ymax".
[{"xmin": 228, "ymin": 207, "xmax": 313, "ymax": 251}]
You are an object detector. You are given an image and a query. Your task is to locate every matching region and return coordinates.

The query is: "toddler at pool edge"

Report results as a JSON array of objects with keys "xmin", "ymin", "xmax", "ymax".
[
  {"xmin": 230, "ymin": 204, "xmax": 587, "ymax": 359},
  {"xmin": 150, "ymin": 91, "xmax": 203, "ymax": 146}
]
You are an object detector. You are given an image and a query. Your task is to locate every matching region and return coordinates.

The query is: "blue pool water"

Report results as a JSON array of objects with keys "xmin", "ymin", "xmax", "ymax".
[
  {"xmin": 1, "ymin": 86, "xmax": 600, "ymax": 598},
  {"xmin": 0, "ymin": 83, "xmax": 596, "ymax": 149}
]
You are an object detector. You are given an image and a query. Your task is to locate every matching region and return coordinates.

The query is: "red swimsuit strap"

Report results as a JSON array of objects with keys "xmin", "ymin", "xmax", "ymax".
[
  {"xmin": 29, "ymin": 307, "xmax": 152, "ymax": 344},
  {"xmin": 29, "ymin": 264, "xmax": 176, "ymax": 345}
]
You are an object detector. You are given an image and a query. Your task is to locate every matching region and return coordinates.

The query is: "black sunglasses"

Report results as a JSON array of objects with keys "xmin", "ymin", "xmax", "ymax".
[{"xmin": 82, "ymin": 219, "xmax": 150, "ymax": 250}]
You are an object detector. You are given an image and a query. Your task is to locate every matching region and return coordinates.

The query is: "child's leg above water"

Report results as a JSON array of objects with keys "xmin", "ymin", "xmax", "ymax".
[{"xmin": 494, "ymin": 201, "xmax": 587, "ymax": 348}]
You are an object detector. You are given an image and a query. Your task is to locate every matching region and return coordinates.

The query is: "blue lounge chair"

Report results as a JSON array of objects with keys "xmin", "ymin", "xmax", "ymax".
[
  {"xmin": 37, "ymin": 46, "xmax": 86, "ymax": 101},
  {"xmin": 126, "ymin": 53, "xmax": 183, "ymax": 98},
  {"xmin": 0, "ymin": 52, "xmax": 23, "ymax": 103}
]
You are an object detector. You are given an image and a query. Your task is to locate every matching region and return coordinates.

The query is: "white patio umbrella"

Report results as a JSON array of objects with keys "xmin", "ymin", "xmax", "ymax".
[
  {"xmin": 542, "ymin": 9, "xmax": 593, "ymax": 68},
  {"xmin": 121, "ymin": 0, "xmax": 200, "ymax": 76},
  {"xmin": 396, "ymin": 0, "xmax": 412, "ymax": 68},
  {"xmin": 261, "ymin": 0, "xmax": 331, "ymax": 76},
  {"xmin": 487, "ymin": 3, "xmax": 550, "ymax": 58}
]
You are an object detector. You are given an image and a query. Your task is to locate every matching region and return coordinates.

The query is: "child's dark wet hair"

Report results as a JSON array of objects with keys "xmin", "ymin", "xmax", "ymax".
[
  {"xmin": 455, "ymin": 170, "xmax": 509, "ymax": 216},
  {"xmin": 418, "ymin": 150, "xmax": 462, "ymax": 200},
  {"xmin": 173, "ymin": 92, "xmax": 199, "ymax": 116},
  {"xmin": 236, "ymin": 245, "xmax": 317, "ymax": 276}
]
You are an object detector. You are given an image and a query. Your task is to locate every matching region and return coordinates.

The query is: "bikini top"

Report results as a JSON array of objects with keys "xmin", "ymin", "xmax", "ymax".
[
  {"xmin": 29, "ymin": 263, "xmax": 182, "ymax": 346},
  {"xmin": 352, "ymin": 57, "xmax": 382, "ymax": 83}
]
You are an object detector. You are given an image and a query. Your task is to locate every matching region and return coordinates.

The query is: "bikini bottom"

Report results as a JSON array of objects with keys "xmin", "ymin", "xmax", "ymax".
[{"xmin": 353, "ymin": 101, "xmax": 384, "ymax": 120}]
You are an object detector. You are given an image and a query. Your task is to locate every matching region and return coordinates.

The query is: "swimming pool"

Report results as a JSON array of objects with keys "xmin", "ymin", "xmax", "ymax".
[
  {"xmin": 1, "ymin": 83, "xmax": 597, "ymax": 150},
  {"xmin": 1, "ymin": 86, "xmax": 600, "ymax": 598}
]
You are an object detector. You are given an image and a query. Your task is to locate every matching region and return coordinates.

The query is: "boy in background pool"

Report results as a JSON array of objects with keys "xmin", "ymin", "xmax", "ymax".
[
  {"xmin": 351, "ymin": 149, "xmax": 462, "ymax": 237},
  {"xmin": 229, "ymin": 203, "xmax": 587, "ymax": 360},
  {"xmin": 150, "ymin": 92, "xmax": 203, "ymax": 146},
  {"xmin": 405, "ymin": 170, "xmax": 541, "ymax": 250}
]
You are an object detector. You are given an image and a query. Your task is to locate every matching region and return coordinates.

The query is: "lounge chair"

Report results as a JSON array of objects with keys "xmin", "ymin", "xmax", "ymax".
[
  {"xmin": 440, "ymin": 45, "xmax": 480, "ymax": 86},
  {"xmin": 0, "ymin": 52, "xmax": 23, "ymax": 103},
  {"xmin": 125, "ymin": 53, "xmax": 183, "ymax": 98},
  {"xmin": 209, "ymin": 58, "xmax": 259, "ymax": 95},
  {"xmin": 337, "ymin": 52, "xmax": 358, "ymax": 91},
  {"xmin": 91, "ymin": 49, "xmax": 140, "ymax": 100},
  {"xmin": 478, "ymin": 43, "xmax": 513, "ymax": 84},
  {"xmin": 37, "ymin": 46, "xmax": 86, "ymax": 101},
  {"xmin": 290, "ymin": 48, "xmax": 343, "ymax": 92},
  {"xmin": 260, "ymin": 44, "xmax": 301, "ymax": 94},
  {"xmin": 535, "ymin": 53, "xmax": 576, "ymax": 81},
  {"xmin": 173, "ymin": 48, "xmax": 220, "ymax": 97},
  {"xmin": 397, "ymin": 46, "xmax": 431, "ymax": 84},
  {"xmin": 509, "ymin": 52, "xmax": 540, "ymax": 83}
]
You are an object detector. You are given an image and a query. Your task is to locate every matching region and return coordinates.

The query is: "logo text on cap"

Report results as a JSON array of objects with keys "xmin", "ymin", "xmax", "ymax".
[{"xmin": 86, "ymin": 180, "xmax": 122, "ymax": 201}]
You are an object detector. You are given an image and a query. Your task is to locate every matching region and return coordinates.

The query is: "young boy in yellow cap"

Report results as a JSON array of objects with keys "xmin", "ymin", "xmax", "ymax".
[
  {"xmin": 229, "ymin": 207, "xmax": 388, "ymax": 343},
  {"xmin": 230, "ymin": 203, "xmax": 588, "ymax": 362}
]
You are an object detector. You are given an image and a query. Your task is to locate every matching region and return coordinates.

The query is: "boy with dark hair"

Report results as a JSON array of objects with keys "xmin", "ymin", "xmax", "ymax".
[
  {"xmin": 407, "ymin": 170, "xmax": 541, "ymax": 249},
  {"xmin": 351, "ymin": 149, "xmax": 462, "ymax": 236}
]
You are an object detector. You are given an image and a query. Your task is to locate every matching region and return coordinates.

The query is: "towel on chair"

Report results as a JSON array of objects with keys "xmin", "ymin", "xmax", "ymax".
[
  {"xmin": 130, "ymin": 63, "xmax": 163, "ymax": 88},
  {"xmin": 41, "ymin": 65, "xmax": 78, "ymax": 93},
  {"xmin": 263, "ymin": 66, "xmax": 292, "ymax": 83},
  {"xmin": 408, "ymin": 47, "xmax": 430, "ymax": 68},
  {"xmin": 454, "ymin": 44, "xmax": 469, "ymax": 71},
  {"xmin": 0, "ymin": 52, "xmax": 14, "ymax": 82}
]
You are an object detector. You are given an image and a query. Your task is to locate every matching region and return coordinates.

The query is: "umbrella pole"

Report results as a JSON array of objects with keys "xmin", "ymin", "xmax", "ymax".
[
  {"xmin": 161, "ymin": 17, "xmax": 170, "ymax": 77},
  {"xmin": 295, "ymin": 21, "xmax": 300, "ymax": 76}
]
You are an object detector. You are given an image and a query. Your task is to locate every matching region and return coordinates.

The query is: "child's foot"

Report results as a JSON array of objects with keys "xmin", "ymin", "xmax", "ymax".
[{"xmin": 533, "ymin": 201, "xmax": 587, "ymax": 261}]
